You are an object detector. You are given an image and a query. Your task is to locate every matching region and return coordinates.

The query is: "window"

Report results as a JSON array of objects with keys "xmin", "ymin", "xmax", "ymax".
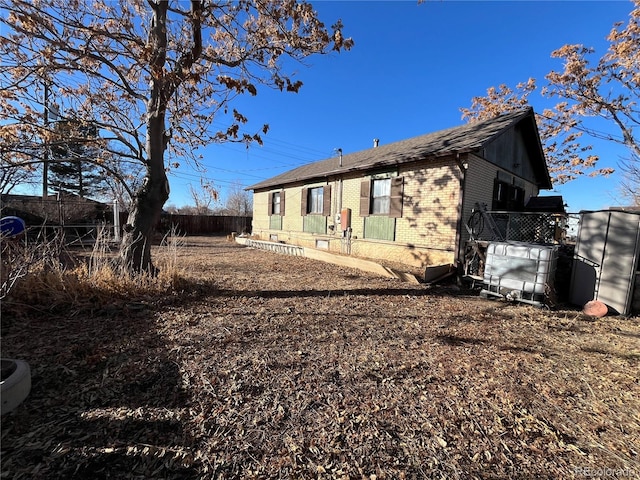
[
  {"xmin": 268, "ymin": 190, "xmax": 285, "ymax": 216},
  {"xmin": 493, "ymin": 178, "xmax": 524, "ymax": 211},
  {"xmin": 308, "ymin": 187, "xmax": 323, "ymax": 214},
  {"xmin": 511, "ymin": 185, "xmax": 524, "ymax": 210},
  {"xmin": 372, "ymin": 178, "xmax": 391, "ymax": 215},
  {"xmin": 301, "ymin": 185, "xmax": 331, "ymax": 216},
  {"xmin": 360, "ymin": 176, "xmax": 403, "ymax": 218},
  {"xmin": 272, "ymin": 192, "xmax": 281, "ymax": 215},
  {"xmin": 493, "ymin": 180, "xmax": 508, "ymax": 210},
  {"xmin": 315, "ymin": 239, "xmax": 329, "ymax": 250}
]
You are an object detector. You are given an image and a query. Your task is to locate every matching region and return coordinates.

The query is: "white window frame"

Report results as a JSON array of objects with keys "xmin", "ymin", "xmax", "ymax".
[
  {"xmin": 308, "ymin": 187, "xmax": 324, "ymax": 214},
  {"xmin": 272, "ymin": 191, "xmax": 281, "ymax": 215},
  {"xmin": 371, "ymin": 178, "xmax": 391, "ymax": 215}
]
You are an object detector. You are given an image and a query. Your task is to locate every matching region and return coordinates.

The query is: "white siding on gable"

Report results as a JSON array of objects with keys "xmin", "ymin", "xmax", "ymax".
[
  {"xmin": 460, "ymin": 155, "xmax": 495, "ymax": 253},
  {"xmin": 461, "ymin": 154, "xmax": 541, "ymax": 256}
]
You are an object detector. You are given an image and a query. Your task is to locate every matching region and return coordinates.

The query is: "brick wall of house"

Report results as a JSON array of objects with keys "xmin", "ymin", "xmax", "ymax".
[
  {"xmin": 252, "ymin": 190, "xmax": 270, "ymax": 231},
  {"xmin": 282, "ymin": 185, "xmax": 304, "ymax": 233},
  {"xmin": 253, "ymin": 182, "xmax": 333, "ymax": 248},
  {"xmin": 397, "ymin": 158, "xmax": 460, "ymax": 252},
  {"xmin": 340, "ymin": 176, "xmax": 363, "ymax": 238},
  {"xmin": 251, "ymin": 157, "xmax": 466, "ymax": 270},
  {"xmin": 337, "ymin": 158, "xmax": 461, "ymax": 267}
]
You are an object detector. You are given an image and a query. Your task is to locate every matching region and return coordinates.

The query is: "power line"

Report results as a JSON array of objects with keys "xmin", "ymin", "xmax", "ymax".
[
  {"xmin": 167, "ymin": 170, "xmax": 252, "ymax": 189},
  {"xmin": 208, "ymin": 119, "xmax": 331, "ymax": 158},
  {"xmin": 203, "ymin": 139, "xmax": 328, "ymax": 167}
]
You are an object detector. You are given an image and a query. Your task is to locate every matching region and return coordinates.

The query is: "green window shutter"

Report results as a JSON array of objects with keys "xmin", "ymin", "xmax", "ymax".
[
  {"xmin": 322, "ymin": 185, "xmax": 332, "ymax": 216},
  {"xmin": 360, "ymin": 180, "xmax": 371, "ymax": 217},
  {"xmin": 301, "ymin": 187, "xmax": 308, "ymax": 216},
  {"xmin": 280, "ymin": 190, "xmax": 286, "ymax": 216},
  {"xmin": 268, "ymin": 192, "xmax": 273, "ymax": 216},
  {"xmin": 389, "ymin": 176, "xmax": 404, "ymax": 218}
]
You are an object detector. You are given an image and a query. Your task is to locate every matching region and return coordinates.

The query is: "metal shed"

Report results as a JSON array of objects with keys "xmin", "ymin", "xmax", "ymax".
[{"xmin": 569, "ymin": 209, "xmax": 640, "ymax": 315}]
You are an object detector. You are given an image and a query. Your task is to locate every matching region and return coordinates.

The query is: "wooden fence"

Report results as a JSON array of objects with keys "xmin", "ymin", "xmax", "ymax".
[
  {"xmin": 23, "ymin": 214, "xmax": 251, "ymax": 244},
  {"xmin": 117, "ymin": 213, "xmax": 251, "ymax": 236},
  {"xmin": 2, "ymin": 195, "xmax": 252, "ymax": 239},
  {"xmin": 155, "ymin": 214, "xmax": 252, "ymax": 236}
]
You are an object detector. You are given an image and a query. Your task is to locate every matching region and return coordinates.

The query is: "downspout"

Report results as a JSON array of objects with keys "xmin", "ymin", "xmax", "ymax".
[
  {"xmin": 454, "ymin": 152, "xmax": 468, "ymax": 273},
  {"xmin": 337, "ymin": 178, "xmax": 343, "ymax": 221},
  {"xmin": 335, "ymin": 148, "xmax": 343, "ymax": 232}
]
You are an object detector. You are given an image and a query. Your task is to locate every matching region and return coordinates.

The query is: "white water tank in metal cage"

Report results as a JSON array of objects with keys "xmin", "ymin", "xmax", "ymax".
[{"xmin": 481, "ymin": 242, "xmax": 558, "ymax": 307}]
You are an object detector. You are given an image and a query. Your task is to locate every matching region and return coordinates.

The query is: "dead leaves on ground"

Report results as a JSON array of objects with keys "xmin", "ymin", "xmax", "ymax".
[{"xmin": 1, "ymin": 237, "xmax": 639, "ymax": 479}]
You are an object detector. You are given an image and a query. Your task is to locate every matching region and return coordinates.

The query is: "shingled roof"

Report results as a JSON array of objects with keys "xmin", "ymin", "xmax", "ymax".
[
  {"xmin": 248, "ymin": 108, "xmax": 550, "ymax": 191},
  {"xmin": 525, "ymin": 195, "xmax": 566, "ymax": 213}
]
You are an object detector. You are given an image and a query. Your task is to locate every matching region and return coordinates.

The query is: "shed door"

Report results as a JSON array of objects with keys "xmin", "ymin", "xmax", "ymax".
[
  {"xmin": 569, "ymin": 211, "xmax": 608, "ymax": 308},
  {"xmin": 571, "ymin": 210, "xmax": 640, "ymax": 315},
  {"xmin": 597, "ymin": 211, "xmax": 640, "ymax": 315}
]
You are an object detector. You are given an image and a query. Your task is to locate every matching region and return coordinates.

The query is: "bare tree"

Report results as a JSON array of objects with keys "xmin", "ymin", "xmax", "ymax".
[
  {"xmin": 544, "ymin": 6, "xmax": 640, "ymax": 159},
  {"xmin": 225, "ymin": 182, "xmax": 253, "ymax": 215},
  {"xmin": 188, "ymin": 180, "xmax": 218, "ymax": 215},
  {"xmin": 0, "ymin": 128, "xmax": 41, "ymax": 195},
  {"xmin": 462, "ymin": 1, "xmax": 640, "ymax": 188},
  {"xmin": 1, "ymin": 0, "xmax": 352, "ymax": 273},
  {"xmin": 0, "ymin": 163, "xmax": 38, "ymax": 196},
  {"xmin": 619, "ymin": 153, "xmax": 640, "ymax": 206},
  {"xmin": 164, "ymin": 203, "xmax": 179, "ymax": 214},
  {"xmin": 461, "ymin": 80, "xmax": 612, "ymax": 185}
]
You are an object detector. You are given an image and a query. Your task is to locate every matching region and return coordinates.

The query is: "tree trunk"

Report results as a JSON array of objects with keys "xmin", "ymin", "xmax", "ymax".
[
  {"xmin": 120, "ymin": 106, "xmax": 169, "ymax": 274},
  {"xmin": 119, "ymin": 172, "xmax": 168, "ymax": 274},
  {"xmin": 119, "ymin": 1, "xmax": 171, "ymax": 275},
  {"xmin": 121, "ymin": 89, "xmax": 169, "ymax": 275}
]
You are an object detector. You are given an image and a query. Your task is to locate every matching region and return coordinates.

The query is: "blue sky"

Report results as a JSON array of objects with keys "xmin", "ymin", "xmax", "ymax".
[{"xmin": 166, "ymin": 0, "xmax": 633, "ymax": 213}]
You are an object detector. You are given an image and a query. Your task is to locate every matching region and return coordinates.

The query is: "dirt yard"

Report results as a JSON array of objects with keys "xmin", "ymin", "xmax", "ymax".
[{"xmin": 1, "ymin": 236, "xmax": 639, "ymax": 479}]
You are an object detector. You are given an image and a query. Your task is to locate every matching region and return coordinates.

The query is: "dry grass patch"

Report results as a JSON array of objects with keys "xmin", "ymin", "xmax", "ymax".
[
  {"xmin": 1, "ymin": 236, "xmax": 639, "ymax": 479},
  {"xmin": 2, "ymin": 229, "xmax": 207, "ymax": 316}
]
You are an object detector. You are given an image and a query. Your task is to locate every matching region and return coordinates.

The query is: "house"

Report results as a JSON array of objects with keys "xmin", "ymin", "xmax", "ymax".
[{"xmin": 247, "ymin": 108, "xmax": 552, "ymax": 273}]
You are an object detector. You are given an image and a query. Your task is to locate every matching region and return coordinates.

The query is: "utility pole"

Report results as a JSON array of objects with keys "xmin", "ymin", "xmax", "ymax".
[{"xmin": 42, "ymin": 80, "xmax": 50, "ymax": 199}]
